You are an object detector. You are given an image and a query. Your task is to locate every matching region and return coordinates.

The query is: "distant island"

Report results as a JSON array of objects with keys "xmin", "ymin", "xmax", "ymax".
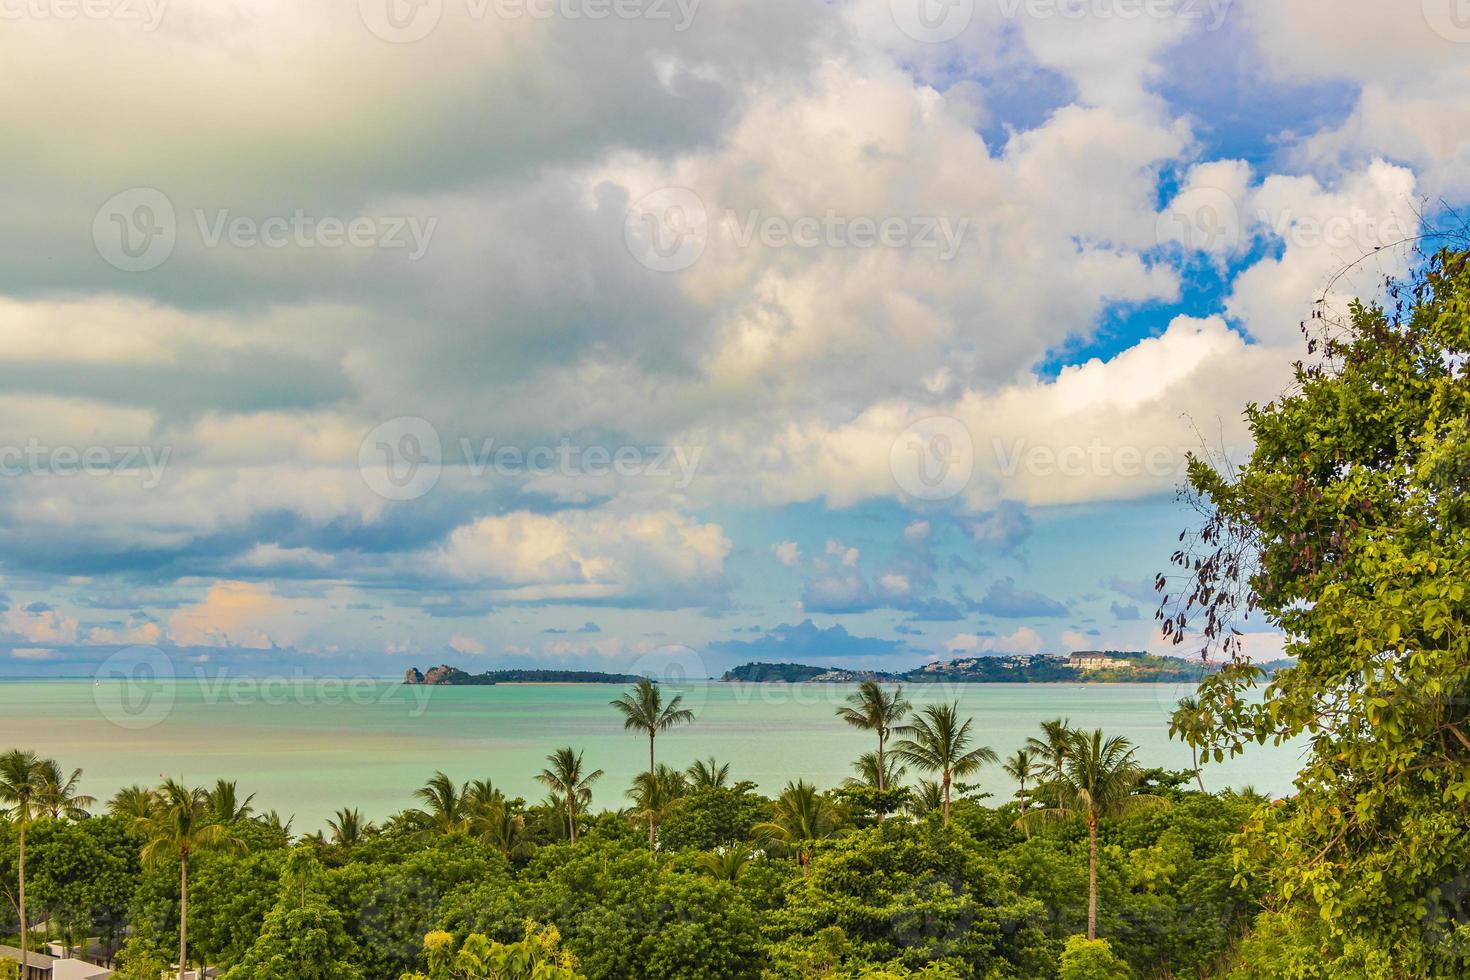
[
  {"xmin": 404, "ymin": 665, "xmax": 646, "ymax": 685},
  {"xmin": 721, "ymin": 651, "xmax": 1291, "ymax": 684}
]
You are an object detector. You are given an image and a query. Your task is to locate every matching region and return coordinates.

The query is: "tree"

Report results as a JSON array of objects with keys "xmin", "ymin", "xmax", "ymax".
[
  {"xmin": 1162, "ymin": 249, "xmax": 1470, "ymax": 971},
  {"xmin": 753, "ymin": 780, "xmax": 840, "ymax": 875},
  {"xmin": 225, "ymin": 850, "xmax": 362, "ymax": 980},
  {"xmin": 835, "ymin": 682, "xmax": 911, "ymax": 803},
  {"xmin": 696, "ymin": 848, "xmax": 754, "ymax": 882},
  {"xmin": 686, "ymin": 757, "xmax": 731, "ymax": 790},
  {"xmin": 135, "ymin": 779, "xmax": 247, "ymax": 980},
  {"xmin": 1166, "ymin": 698, "xmax": 1208, "ymax": 793},
  {"xmin": 626, "ymin": 764, "xmax": 687, "ymax": 847},
  {"xmin": 536, "ymin": 748, "xmax": 602, "ymax": 844},
  {"xmin": 36, "ymin": 760, "xmax": 95, "ymax": 820},
  {"xmin": 1004, "ymin": 748, "xmax": 1037, "ymax": 815},
  {"xmin": 469, "ymin": 800, "xmax": 533, "ymax": 862},
  {"xmin": 413, "ymin": 772, "xmax": 471, "ymax": 835},
  {"xmin": 109, "ymin": 785, "xmax": 158, "ymax": 821},
  {"xmin": 325, "ymin": 808, "xmax": 375, "ymax": 847},
  {"xmin": 610, "ymin": 679, "xmax": 695, "ymax": 845},
  {"xmin": 405, "ymin": 925, "xmax": 583, "ymax": 980},
  {"xmin": 1026, "ymin": 718, "xmax": 1074, "ymax": 783},
  {"xmin": 206, "ymin": 780, "xmax": 255, "ymax": 824},
  {"xmin": 893, "ymin": 703, "xmax": 998, "ymax": 827},
  {"xmin": 1059, "ymin": 935, "xmax": 1133, "ymax": 980},
  {"xmin": 1019, "ymin": 729, "xmax": 1165, "ymax": 940},
  {"xmin": 0, "ymin": 750, "xmax": 47, "ymax": 973}
]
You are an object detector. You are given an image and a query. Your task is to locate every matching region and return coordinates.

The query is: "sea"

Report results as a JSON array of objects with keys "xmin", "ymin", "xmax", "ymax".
[{"xmin": 4, "ymin": 678, "xmax": 1302, "ymax": 831}]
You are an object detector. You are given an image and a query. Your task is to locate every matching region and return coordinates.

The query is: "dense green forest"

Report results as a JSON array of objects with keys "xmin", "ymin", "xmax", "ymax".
[{"xmin": 3, "ymin": 251, "xmax": 1469, "ymax": 978}]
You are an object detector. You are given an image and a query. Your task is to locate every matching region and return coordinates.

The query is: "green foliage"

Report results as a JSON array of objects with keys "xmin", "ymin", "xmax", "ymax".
[
  {"xmin": 1058, "ymin": 936, "xmax": 1132, "ymax": 980},
  {"xmin": 768, "ymin": 820, "xmax": 1050, "ymax": 977},
  {"xmin": 655, "ymin": 783, "xmax": 767, "ymax": 851},
  {"xmin": 227, "ymin": 851, "xmax": 363, "ymax": 980},
  {"xmin": 1169, "ymin": 250, "xmax": 1470, "ymax": 974},
  {"xmin": 404, "ymin": 925, "xmax": 584, "ymax": 980}
]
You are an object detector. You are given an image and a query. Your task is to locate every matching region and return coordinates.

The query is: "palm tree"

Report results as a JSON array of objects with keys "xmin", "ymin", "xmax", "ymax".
[
  {"xmin": 470, "ymin": 800, "xmax": 533, "ymax": 861},
  {"xmin": 536, "ymin": 747, "xmax": 603, "ymax": 844},
  {"xmin": 846, "ymin": 750, "xmax": 907, "ymax": 791},
  {"xmin": 1019, "ymin": 729, "xmax": 1168, "ymax": 940},
  {"xmin": 464, "ymin": 779, "xmax": 503, "ymax": 812},
  {"xmin": 697, "ymin": 848, "xmax": 753, "ymax": 881},
  {"xmin": 892, "ymin": 702, "xmax": 998, "ymax": 827},
  {"xmin": 686, "ymin": 757, "xmax": 731, "ymax": 790},
  {"xmin": 205, "ymin": 779, "xmax": 255, "ymax": 823},
  {"xmin": 135, "ymin": 779, "xmax": 246, "ymax": 980},
  {"xmin": 1026, "ymin": 718, "xmax": 1074, "ymax": 782},
  {"xmin": 835, "ymin": 681, "xmax": 911, "ymax": 801},
  {"xmin": 1003, "ymin": 748, "xmax": 1037, "ymax": 815},
  {"xmin": 109, "ymin": 784, "xmax": 158, "ymax": 821},
  {"xmin": 908, "ymin": 778, "xmax": 944, "ymax": 819},
  {"xmin": 413, "ymin": 771, "xmax": 470, "ymax": 835},
  {"xmin": 611, "ymin": 678, "xmax": 695, "ymax": 842},
  {"xmin": 627, "ymin": 764, "xmax": 687, "ymax": 846},
  {"xmin": 1168, "ymin": 696, "xmax": 1209, "ymax": 792},
  {"xmin": 326, "ymin": 808, "xmax": 376, "ymax": 846},
  {"xmin": 36, "ymin": 760, "xmax": 95, "ymax": 820},
  {"xmin": 753, "ymin": 780, "xmax": 840, "ymax": 876},
  {"xmin": 0, "ymin": 750, "xmax": 46, "ymax": 973}
]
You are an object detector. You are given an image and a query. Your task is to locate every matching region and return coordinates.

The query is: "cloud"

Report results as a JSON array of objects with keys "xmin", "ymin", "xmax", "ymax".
[
  {"xmin": 449, "ymin": 635, "xmax": 487, "ymax": 656},
  {"xmin": 1110, "ymin": 601, "xmax": 1141, "ymax": 621},
  {"xmin": 946, "ymin": 626, "xmax": 1044, "ymax": 657},
  {"xmin": 708, "ymin": 620, "xmax": 905, "ymax": 662},
  {"xmin": 969, "ymin": 502, "xmax": 1033, "ymax": 552},
  {"xmin": 435, "ymin": 508, "xmax": 731, "ymax": 608},
  {"xmin": 971, "ymin": 578, "xmax": 1068, "ymax": 618},
  {"xmin": 167, "ymin": 581, "xmax": 296, "ymax": 649},
  {"xmin": 771, "ymin": 541, "xmax": 801, "ymax": 567}
]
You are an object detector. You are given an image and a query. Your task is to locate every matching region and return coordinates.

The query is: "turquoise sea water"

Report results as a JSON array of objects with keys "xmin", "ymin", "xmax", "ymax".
[{"xmin": 3, "ymin": 679, "xmax": 1302, "ymax": 830}]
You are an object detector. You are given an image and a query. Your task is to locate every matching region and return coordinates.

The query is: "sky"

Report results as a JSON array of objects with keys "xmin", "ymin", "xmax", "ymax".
[{"xmin": 0, "ymin": 0, "xmax": 1465, "ymax": 678}]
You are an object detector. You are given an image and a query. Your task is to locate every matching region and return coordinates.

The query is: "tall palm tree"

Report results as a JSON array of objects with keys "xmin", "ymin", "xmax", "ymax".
[
  {"xmin": 109, "ymin": 784, "xmax": 158, "ymax": 821},
  {"xmin": 686, "ymin": 757, "xmax": 731, "ymax": 790},
  {"xmin": 413, "ymin": 771, "xmax": 470, "ymax": 835},
  {"xmin": 205, "ymin": 779, "xmax": 255, "ymax": 823},
  {"xmin": 0, "ymin": 750, "xmax": 47, "ymax": 973},
  {"xmin": 536, "ymin": 747, "xmax": 603, "ymax": 844},
  {"xmin": 36, "ymin": 760, "xmax": 95, "ymax": 820},
  {"xmin": 835, "ymin": 681, "xmax": 911, "ymax": 799},
  {"xmin": 1168, "ymin": 696, "xmax": 1209, "ymax": 792},
  {"xmin": 464, "ymin": 779, "xmax": 503, "ymax": 813},
  {"xmin": 1026, "ymin": 718, "xmax": 1074, "ymax": 782},
  {"xmin": 892, "ymin": 702, "xmax": 998, "ymax": 827},
  {"xmin": 326, "ymin": 808, "xmax": 376, "ymax": 846},
  {"xmin": 135, "ymin": 779, "xmax": 246, "ymax": 980},
  {"xmin": 610, "ymin": 679, "xmax": 695, "ymax": 841},
  {"xmin": 754, "ymin": 780, "xmax": 840, "ymax": 876},
  {"xmin": 627, "ymin": 764, "xmax": 687, "ymax": 847},
  {"xmin": 1003, "ymin": 748, "xmax": 1037, "ymax": 815},
  {"xmin": 1019, "ymin": 729, "xmax": 1167, "ymax": 940}
]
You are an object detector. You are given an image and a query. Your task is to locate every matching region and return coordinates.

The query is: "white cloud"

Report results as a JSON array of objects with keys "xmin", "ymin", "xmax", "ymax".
[{"xmin": 771, "ymin": 540, "xmax": 801, "ymax": 567}]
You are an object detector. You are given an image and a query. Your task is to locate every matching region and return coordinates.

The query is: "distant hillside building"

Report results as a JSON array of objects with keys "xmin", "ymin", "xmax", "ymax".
[{"xmin": 1069, "ymin": 651, "xmax": 1128, "ymax": 670}]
